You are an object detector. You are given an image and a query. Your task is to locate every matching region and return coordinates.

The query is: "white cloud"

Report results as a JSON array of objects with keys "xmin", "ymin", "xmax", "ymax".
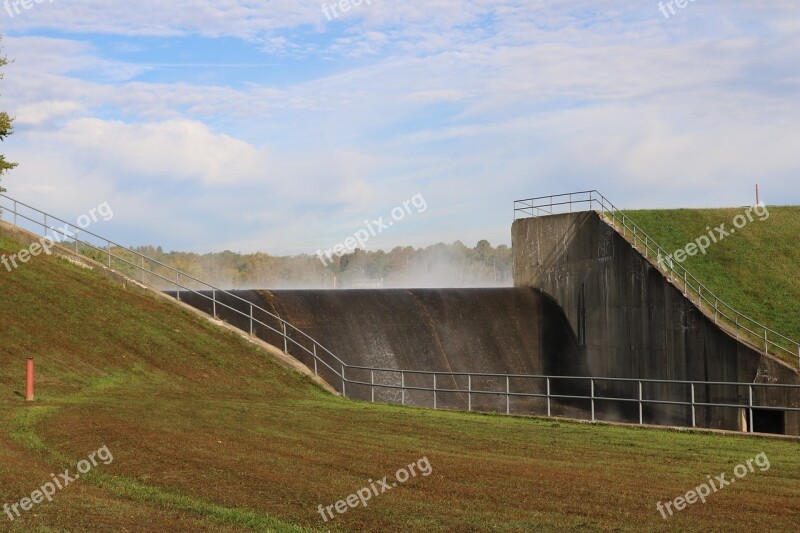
[
  {"xmin": 13, "ymin": 100, "xmax": 85, "ymax": 126},
  {"xmin": 47, "ymin": 118, "xmax": 269, "ymax": 185},
  {"xmin": 406, "ymin": 90, "xmax": 470, "ymax": 104}
]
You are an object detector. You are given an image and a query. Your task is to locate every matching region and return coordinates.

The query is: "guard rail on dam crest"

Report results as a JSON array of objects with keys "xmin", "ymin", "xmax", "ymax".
[{"xmin": 2, "ymin": 193, "xmax": 799, "ymax": 435}]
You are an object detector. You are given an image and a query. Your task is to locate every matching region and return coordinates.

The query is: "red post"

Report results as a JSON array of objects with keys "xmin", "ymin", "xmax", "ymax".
[{"xmin": 26, "ymin": 358, "xmax": 34, "ymax": 401}]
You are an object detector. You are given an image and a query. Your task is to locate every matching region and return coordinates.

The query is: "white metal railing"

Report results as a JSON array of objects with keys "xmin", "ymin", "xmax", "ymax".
[
  {"xmin": 342, "ymin": 367, "xmax": 800, "ymax": 433},
  {"xmin": 0, "ymin": 193, "xmax": 349, "ymax": 391},
  {"xmin": 513, "ymin": 190, "xmax": 800, "ymax": 368}
]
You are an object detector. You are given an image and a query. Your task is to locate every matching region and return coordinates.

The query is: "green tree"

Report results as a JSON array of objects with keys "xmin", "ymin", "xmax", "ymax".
[{"xmin": 0, "ymin": 43, "xmax": 16, "ymax": 194}]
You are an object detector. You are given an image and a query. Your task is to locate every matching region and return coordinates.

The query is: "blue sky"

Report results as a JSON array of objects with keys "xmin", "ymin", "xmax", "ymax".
[{"xmin": 1, "ymin": 1, "xmax": 798, "ymax": 254}]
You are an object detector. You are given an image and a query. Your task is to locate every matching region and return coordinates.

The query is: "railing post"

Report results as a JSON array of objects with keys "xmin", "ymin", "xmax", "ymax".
[
  {"xmin": 74, "ymin": 230, "xmax": 79, "ymax": 252},
  {"xmin": 140, "ymin": 256, "xmax": 145, "ymax": 283},
  {"xmin": 212, "ymin": 290, "xmax": 217, "ymax": 318},
  {"xmin": 13, "ymin": 200, "xmax": 17, "ymax": 225},
  {"xmin": 371, "ymin": 369, "xmax": 375, "ymax": 403},
  {"xmin": 401, "ymin": 372, "xmax": 405, "ymax": 406},
  {"xmin": 590, "ymin": 378, "xmax": 595, "ymax": 422},
  {"xmin": 763, "ymin": 330, "xmax": 768, "ymax": 354},
  {"xmin": 546, "ymin": 377, "xmax": 551, "ymax": 417},
  {"xmin": 691, "ymin": 383, "xmax": 696, "ymax": 428},
  {"xmin": 313, "ymin": 344, "xmax": 318, "ymax": 376},
  {"xmin": 176, "ymin": 272, "xmax": 180, "ymax": 301},
  {"xmin": 433, "ymin": 373, "xmax": 437, "ymax": 409},
  {"xmin": 468, "ymin": 375, "xmax": 472, "ymax": 412},
  {"xmin": 249, "ymin": 304, "xmax": 253, "ymax": 336},
  {"xmin": 638, "ymin": 380, "xmax": 643, "ymax": 425},
  {"xmin": 506, "ymin": 375, "xmax": 510, "ymax": 415},
  {"xmin": 341, "ymin": 364, "xmax": 346, "ymax": 397},
  {"xmin": 748, "ymin": 385, "xmax": 753, "ymax": 433},
  {"xmin": 108, "ymin": 241, "xmax": 112, "ymax": 268},
  {"xmin": 282, "ymin": 322, "xmax": 288, "ymax": 354}
]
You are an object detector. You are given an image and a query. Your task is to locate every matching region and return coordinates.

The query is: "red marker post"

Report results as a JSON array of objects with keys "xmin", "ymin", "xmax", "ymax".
[{"xmin": 26, "ymin": 358, "xmax": 34, "ymax": 401}]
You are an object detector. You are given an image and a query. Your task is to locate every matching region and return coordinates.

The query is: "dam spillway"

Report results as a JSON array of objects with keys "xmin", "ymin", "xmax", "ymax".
[
  {"xmin": 176, "ymin": 287, "xmax": 590, "ymax": 414},
  {"xmin": 250, "ymin": 288, "xmax": 581, "ymax": 374}
]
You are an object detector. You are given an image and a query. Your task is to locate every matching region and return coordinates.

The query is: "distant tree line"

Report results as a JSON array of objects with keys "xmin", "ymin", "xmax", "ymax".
[
  {"xmin": 132, "ymin": 240, "xmax": 512, "ymax": 289},
  {"xmin": 1, "ymin": 41, "xmax": 17, "ymax": 194}
]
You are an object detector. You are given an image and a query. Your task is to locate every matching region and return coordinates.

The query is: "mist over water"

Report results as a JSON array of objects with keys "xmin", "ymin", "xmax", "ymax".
[{"xmin": 135, "ymin": 240, "xmax": 513, "ymax": 290}]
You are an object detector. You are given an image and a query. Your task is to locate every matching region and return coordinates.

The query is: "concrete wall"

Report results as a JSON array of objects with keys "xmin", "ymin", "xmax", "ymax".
[{"xmin": 512, "ymin": 211, "xmax": 799, "ymax": 433}]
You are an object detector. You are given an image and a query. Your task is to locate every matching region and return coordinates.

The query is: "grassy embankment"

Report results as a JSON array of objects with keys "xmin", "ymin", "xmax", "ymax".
[{"xmin": 0, "ymin": 227, "xmax": 798, "ymax": 532}]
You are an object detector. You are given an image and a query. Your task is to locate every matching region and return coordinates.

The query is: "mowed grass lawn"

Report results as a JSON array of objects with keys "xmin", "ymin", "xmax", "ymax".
[
  {"xmin": 623, "ymin": 206, "xmax": 800, "ymax": 366},
  {"xmin": 0, "ymin": 230, "xmax": 799, "ymax": 532}
]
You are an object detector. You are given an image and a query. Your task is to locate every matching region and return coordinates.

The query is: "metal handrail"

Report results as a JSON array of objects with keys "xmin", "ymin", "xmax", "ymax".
[
  {"xmin": 345, "ymin": 366, "xmax": 800, "ymax": 386},
  {"xmin": 0, "ymin": 194, "xmax": 348, "ymax": 388},
  {"xmin": 343, "ymin": 369, "xmax": 800, "ymax": 432},
  {"xmin": 513, "ymin": 190, "xmax": 800, "ymax": 367}
]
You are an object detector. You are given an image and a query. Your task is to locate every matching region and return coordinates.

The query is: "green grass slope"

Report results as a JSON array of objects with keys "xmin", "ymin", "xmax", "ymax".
[
  {"xmin": 1, "ymin": 229, "xmax": 799, "ymax": 532},
  {"xmin": 623, "ymin": 206, "xmax": 800, "ymax": 366}
]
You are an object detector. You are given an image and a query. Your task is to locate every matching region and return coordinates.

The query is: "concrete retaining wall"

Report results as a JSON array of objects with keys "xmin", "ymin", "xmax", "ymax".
[{"xmin": 512, "ymin": 211, "xmax": 799, "ymax": 434}]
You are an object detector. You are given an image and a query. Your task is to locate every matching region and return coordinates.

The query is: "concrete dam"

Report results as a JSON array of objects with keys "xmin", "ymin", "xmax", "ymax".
[
  {"xmin": 177, "ymin": 288, "xmax": 595, "ymax": 416},
  {"xmin": 174, "ymin": 205, "xmax": 799, "ymax": 435}
]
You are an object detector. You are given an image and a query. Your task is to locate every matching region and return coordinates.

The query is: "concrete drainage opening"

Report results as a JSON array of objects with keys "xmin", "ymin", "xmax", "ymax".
[{"xmin": 752, "ymin": 409, "xmax": 785, "ymax": 434}]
